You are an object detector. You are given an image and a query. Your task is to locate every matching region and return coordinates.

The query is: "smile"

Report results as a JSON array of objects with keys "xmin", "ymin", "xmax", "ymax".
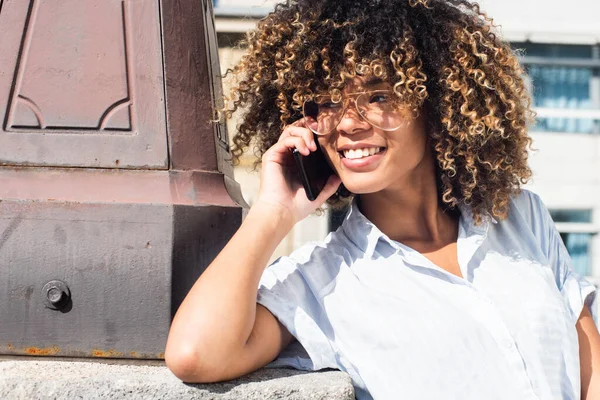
[{"xmin": 340, "ymin": 147, "xmax": 385, "ymax": 159}]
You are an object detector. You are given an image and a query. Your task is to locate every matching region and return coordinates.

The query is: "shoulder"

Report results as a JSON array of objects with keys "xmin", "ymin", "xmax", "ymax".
[
  {"xmin": 498, "ymin": 188, "xmax": 564, "ymax": 264},
  {"xmin": 508, "ymin": 188, "xmax": 551, "ymax": 229},
  {"xmin": 261, "ymin": 226, "xmax": 354, "ymax": 288},
  {"xmin": 510, "ymin": 188, "xmax": 545, "ymax": 215},
  {"xmin": 483, "ymin": 189, "xmax": 554, "ymax": 260},
  {"xmin": 291, "ymin": 228, "xmax": 349, "ymax": 265}
]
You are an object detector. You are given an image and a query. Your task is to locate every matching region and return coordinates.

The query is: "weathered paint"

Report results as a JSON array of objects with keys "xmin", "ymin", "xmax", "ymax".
[
  {"xmin": 0, "ymin": 200, "xmax": 242, "ymax": 359},
  {"xmin": 91, "ymin": 349, "xmax": 124, "ymax": 358},
  {"xmin": 2, "ymin": 343, "xmax": 166, "ymax": 360},
  {"xmin": 0, "ymin": 0, "xmax": 244, "ymax": 360},
  {"xmin": 161, "ymin": 0, "xmax": 232, "ymax": 176},
  {"xmin": 0, "ymin": 168, "xmax": 246, "ymax": 208},
  {"xmin": 24, "ymin": 346, "xmax": 60, "ymax": 356}
]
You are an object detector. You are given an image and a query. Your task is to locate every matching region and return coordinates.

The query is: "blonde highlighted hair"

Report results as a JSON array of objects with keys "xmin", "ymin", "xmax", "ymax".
[{"xmin": 223, "ymin": 0, "xmax": 534, "ymax": 223}]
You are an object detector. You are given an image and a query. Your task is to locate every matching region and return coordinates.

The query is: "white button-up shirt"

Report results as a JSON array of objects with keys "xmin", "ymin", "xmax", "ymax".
[{"xmin": 257, "ymin": 189, "xmax": 597, "ymax": 400}]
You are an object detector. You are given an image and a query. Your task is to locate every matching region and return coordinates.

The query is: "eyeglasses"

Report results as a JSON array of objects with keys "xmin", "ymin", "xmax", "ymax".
[{"xmin": 302, "ymin": 89, "xmax": 405, "ymax": 136}]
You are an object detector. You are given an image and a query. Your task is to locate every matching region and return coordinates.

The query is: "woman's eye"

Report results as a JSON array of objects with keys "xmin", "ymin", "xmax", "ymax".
[
  {"xmin": 370, "ymin": 94, "xmax": 390, "ymax": 103},
  {"xmin": 319, "ymin": 101, "xmax": 341, "ymax": 110}
]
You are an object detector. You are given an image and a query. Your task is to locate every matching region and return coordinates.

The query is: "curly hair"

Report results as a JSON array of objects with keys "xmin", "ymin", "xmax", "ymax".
[{"xmin": 223, "ymin": 0, "xmax": 535, "ymax": 224}]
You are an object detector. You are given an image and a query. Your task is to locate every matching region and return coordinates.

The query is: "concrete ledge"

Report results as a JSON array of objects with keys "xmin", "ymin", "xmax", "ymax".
[{"xmin": 0, "ymin": 360, "xmax": 355, "ymax": 400}]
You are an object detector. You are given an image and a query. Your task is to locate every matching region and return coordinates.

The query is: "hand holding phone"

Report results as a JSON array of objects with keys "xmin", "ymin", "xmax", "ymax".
[
  {"xmin": 292, "ymin": 137, "xmax": 349, "ymax": 201},
  {"xmin": 292, "ymin": 141, "xmax": 334, "ymax": 201}
]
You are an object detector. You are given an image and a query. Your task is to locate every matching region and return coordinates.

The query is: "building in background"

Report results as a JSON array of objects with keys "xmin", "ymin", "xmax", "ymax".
[
  {"xmin": 213, "ymin": 0, "xmax": 600, "ymax": 285},
  {"xmin": 477, "ymin": 0, "xmax": 600, "ymax": 286}
]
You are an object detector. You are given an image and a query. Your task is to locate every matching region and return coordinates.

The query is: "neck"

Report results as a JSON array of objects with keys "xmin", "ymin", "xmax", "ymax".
[{"xmin": 358, "ymin": 156, "xmax": 458, "ymax": 247}]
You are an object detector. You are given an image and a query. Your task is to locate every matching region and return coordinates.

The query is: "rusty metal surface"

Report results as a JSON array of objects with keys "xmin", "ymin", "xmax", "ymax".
[
  {"xmin": 0, "ymin": 354, "xmax": 166, "ymax": 365},
  {"xmin": 0, "ymin": 167, "xmax": 247, "ymax": 208},
  {"xmin": 161, "ymin": 0, "xmax": 232, "ymax": 177},
  {"xmin": 0, "ymin": 199, "xmax": 242, "ymax": 359},
  {"xmin": 0, "ymin": 0, "xmax": 168, "ymax": 169},
  {"xmin": 0, "ymin": 0, "xmax": 245, "ymax": 360}
]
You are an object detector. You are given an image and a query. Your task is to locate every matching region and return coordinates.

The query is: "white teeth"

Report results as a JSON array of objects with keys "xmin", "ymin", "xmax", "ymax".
[{"xmin": 342, "ymin": 147, "xmax": 383, "ymax": 159}]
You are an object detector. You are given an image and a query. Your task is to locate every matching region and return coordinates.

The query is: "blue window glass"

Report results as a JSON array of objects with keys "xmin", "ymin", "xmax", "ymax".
[
  {"xmin": 550, "ymin": 209, "xmax": 592, "ymax": 223},
  {"xmin": 513, "ymin": 42, "xmax": 593, "ymax": 59},
  {"xmin": 511, "ymin": 43, "xmax": 599, "ymax": 134},
  {"xmin": 528, "ymin": 65, "xmax": 595, "ymax": 133},
  {"xmin": 550, "ymin": 209, "xmax": 593, "ymax": 277},
  {"xmin": 559, "ymin": 232, "xmax": 593, "ymax": 277}
]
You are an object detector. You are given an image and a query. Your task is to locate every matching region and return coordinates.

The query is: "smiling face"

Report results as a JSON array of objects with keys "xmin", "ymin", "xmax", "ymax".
[{"xmin": 314, "ymin": 77, "xmax": 432, "ymax": 196}]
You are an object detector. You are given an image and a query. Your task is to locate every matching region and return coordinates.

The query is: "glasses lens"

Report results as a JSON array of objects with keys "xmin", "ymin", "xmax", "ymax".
[
  {"xmin": 303, "ymin": 95, "xmax": 343, "ymax": 135},
  {"xmin": 356, "ymin": 91, "xmax": 404, "ymax": 131}
]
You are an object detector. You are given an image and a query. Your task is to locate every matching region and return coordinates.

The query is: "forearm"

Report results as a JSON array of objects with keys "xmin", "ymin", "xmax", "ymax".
[
  {"xmin": 577, "ymin": 306, "xmax": 600, "ymax": 400},
  {"xmin": 582, "ymin": 371, "xmax": 600, "ymax": 400},
  {"xmin": 166, "ymin": 202, "xmax": 294, "ymax": 365}
]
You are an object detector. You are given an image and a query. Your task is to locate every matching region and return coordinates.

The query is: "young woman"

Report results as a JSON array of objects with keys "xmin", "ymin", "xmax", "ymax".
[{"xmin": 165, "ymin": 0, "xmax": 600, "ymax": 398}]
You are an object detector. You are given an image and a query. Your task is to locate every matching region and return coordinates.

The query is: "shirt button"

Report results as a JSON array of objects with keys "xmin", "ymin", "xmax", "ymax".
[{"xmin": 502, "ymin": 339, "xmax": 515, "ymax": 349}]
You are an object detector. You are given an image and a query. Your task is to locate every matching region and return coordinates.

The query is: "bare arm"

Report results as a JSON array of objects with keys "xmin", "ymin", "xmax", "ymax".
[
  {"xmin": 578, "ymin": 305, "xmax": 600, "ymax": 399},
  {"xmin": 165, "ymin": 203, "xmax": 295, "ymax": 382},
  {"xmin": 165, "ymin": 120, "xmax": 341, "ymax": 383}
]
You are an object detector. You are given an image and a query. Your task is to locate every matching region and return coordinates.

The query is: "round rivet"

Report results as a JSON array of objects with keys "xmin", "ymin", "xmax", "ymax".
[{"xmin": 42, "ymin": 280, "xmax": 71, "ymax": 310}]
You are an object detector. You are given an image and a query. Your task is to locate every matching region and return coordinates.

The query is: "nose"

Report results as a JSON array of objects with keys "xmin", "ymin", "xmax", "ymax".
[{"xmin": 335, "ymin": 100, "xmax": 371, "ymax": 135}]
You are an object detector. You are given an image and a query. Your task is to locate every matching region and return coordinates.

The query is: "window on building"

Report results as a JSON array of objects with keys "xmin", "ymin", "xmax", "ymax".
[
  {"xmin": 512, "ymin": 42, "xmax": 600, "ymax": 134},
  {"xmin": 549, "ymin": 209, "xmax": 595, "ymax": 277}
]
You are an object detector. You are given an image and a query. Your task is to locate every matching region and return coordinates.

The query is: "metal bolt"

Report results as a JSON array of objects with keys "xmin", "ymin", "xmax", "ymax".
[
  {"xmin": 47, "ymin": 287, "xmax": 65, "ymax": 304},
  {"xmin": 42, "ymin": 280, "xmax": 71, "ymax": 310}
]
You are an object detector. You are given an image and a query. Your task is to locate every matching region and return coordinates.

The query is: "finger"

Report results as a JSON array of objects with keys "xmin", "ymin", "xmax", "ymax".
[
  {"xmin": 268, "ymin": 136, "xmax": 312, "ymax": 158},
  {"xmin": 282, "ymin": 136, "xmax": 312, "ymax": 155},
  {"xmin": 280, "ymin": 125, "xmax": 316, "ymax": 151},
  {"xmin": 314, "ymin": 174, "xmax": 342, "ymax": 204}
]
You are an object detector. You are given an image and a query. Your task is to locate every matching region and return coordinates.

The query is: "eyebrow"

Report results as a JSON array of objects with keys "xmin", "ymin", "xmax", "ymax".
[{"xmin": 363, "ymin": 77, "xmax": 385, "ymax": 87}]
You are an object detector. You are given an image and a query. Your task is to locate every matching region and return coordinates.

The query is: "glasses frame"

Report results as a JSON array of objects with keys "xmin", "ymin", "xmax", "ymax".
[{"xmin": 301, "ymin": 89, "xmax": 403, "ymax": 136}]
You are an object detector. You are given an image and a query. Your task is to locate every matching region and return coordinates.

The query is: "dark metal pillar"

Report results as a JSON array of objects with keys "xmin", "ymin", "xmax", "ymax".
[{"xmin": 0, "ymin": 0, "xmax": 244, "ymax": 359}]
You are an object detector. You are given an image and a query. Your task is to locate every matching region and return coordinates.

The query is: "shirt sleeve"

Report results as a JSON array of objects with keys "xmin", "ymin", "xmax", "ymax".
[
  {"xmin": 257, "ymin": 254, "xmax": 338, "ymax": 371},
  {"xmin": 524, "ymin": 191, "xmax": 597, "ymax": 325}
]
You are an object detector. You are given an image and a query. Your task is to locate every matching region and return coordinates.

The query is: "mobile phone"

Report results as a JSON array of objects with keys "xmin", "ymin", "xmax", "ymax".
[{"xmin": 292, "ymin": 141, "xmax": 334, "ymax": 201}]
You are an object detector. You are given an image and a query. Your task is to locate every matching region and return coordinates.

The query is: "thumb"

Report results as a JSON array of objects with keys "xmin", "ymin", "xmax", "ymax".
[{"xmin": 314, "ymin": 174, "xmax": 342, "ymax": 205}]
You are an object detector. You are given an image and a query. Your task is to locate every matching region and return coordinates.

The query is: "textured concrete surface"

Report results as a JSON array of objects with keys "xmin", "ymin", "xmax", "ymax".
[{"xmin": 0, "ymin": 360, "xmax": 355, "ymax": 400}]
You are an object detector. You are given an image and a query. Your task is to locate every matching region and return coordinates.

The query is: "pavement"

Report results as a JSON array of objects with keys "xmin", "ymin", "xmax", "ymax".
[{"xmin": 0, "ymin": 359, "xmax": 355, "ymax": 400}]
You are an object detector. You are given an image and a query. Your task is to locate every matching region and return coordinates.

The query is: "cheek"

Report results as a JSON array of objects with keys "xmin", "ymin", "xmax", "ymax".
[{"xmin": 391, "ymin": 128, "xmax": 429, "ymax": 163}]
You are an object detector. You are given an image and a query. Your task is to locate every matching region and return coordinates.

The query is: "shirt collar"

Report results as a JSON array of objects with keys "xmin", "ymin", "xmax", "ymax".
[
  {"xmin": 341, "ymin": 199, "xmax": 496, "ymax": 259},
  {"xmin": 341, "ymin": 200, "xmax": 383, "ymax": 259}
]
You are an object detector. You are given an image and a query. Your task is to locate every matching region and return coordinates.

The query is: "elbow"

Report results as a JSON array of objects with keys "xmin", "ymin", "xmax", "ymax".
[
  {"xmin": 165, "ymin": 342, "xmax": 231, "ymax": 384},
  {"xmin": 165, "ymin": 343, "xmax": 203, "ymax": 382}
]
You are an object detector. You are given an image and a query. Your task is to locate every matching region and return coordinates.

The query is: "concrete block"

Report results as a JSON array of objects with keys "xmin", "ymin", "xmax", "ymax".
[{"xmin": 0, "ymin": 360, "xmax": 355, "ymax": 400}]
